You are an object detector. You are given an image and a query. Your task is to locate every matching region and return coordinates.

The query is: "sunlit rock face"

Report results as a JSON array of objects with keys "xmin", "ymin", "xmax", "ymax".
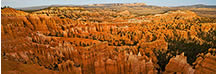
[
  {"xmin": 194, "ymin": 53, "xmax": 216, "ymax": 74},
  {"xmin": 1, "ymin": 6, "xmax": 215, "ymax": 74},
  {"xmin": 164, "ymin": 53, "xmax": 195, "ymax": 74}
]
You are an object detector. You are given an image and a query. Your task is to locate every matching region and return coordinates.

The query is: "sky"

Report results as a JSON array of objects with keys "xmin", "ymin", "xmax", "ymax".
[{"xmin": 1, "ymin": 0, "xmax": 216, "ymax": 8}]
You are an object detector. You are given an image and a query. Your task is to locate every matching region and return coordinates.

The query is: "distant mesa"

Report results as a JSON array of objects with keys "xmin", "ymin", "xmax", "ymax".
[
  {"xmin": 176, "ymin": 4, "xmax": 216, "ymax": 8},
  {"xmin": 88, "ymin": 3, "xmax": 146, "ymax": 6}
]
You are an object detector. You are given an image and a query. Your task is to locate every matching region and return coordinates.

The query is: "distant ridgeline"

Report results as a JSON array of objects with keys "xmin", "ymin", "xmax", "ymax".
[{"xmin": 88, "ymin": 3, "xmax": 146, "ymax": 6}]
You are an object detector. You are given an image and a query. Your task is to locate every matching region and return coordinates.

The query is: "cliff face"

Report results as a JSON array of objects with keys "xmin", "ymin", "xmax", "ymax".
[{"xmin": 1, "ymin": 7, "xmax": 216, "ymax": 74}]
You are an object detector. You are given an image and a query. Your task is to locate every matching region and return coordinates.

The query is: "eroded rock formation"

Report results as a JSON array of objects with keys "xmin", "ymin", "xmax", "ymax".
[{"xmin": 1, "ymin": 7, "xmax": 216, "ymax": 74}]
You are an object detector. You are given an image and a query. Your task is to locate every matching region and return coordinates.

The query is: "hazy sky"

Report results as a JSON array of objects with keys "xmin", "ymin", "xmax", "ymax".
[{"xmin": 2, "ymin": 0, "xmax": 216, "ymax": 8}]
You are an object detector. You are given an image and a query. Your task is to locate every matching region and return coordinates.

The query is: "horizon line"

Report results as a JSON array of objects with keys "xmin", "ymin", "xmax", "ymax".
[{"xmin": 1, "ymin": 3, "xmax": 216, "ymax": 8}]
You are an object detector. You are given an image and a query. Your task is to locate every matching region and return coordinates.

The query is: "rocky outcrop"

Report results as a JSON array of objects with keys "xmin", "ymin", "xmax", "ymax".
[
  {"xmin": 194, "ymin": 53, "xmax": 216, "ymax": 74},
  {"xmin": 164, "ymin": 53, "xmax": 195, "ymax": 74}
]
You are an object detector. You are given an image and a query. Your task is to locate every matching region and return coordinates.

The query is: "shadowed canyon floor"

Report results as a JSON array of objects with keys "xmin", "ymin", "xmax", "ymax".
[{"xmin": 1, "ymin": 3, "xmax": 216, "ymax": 74}]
